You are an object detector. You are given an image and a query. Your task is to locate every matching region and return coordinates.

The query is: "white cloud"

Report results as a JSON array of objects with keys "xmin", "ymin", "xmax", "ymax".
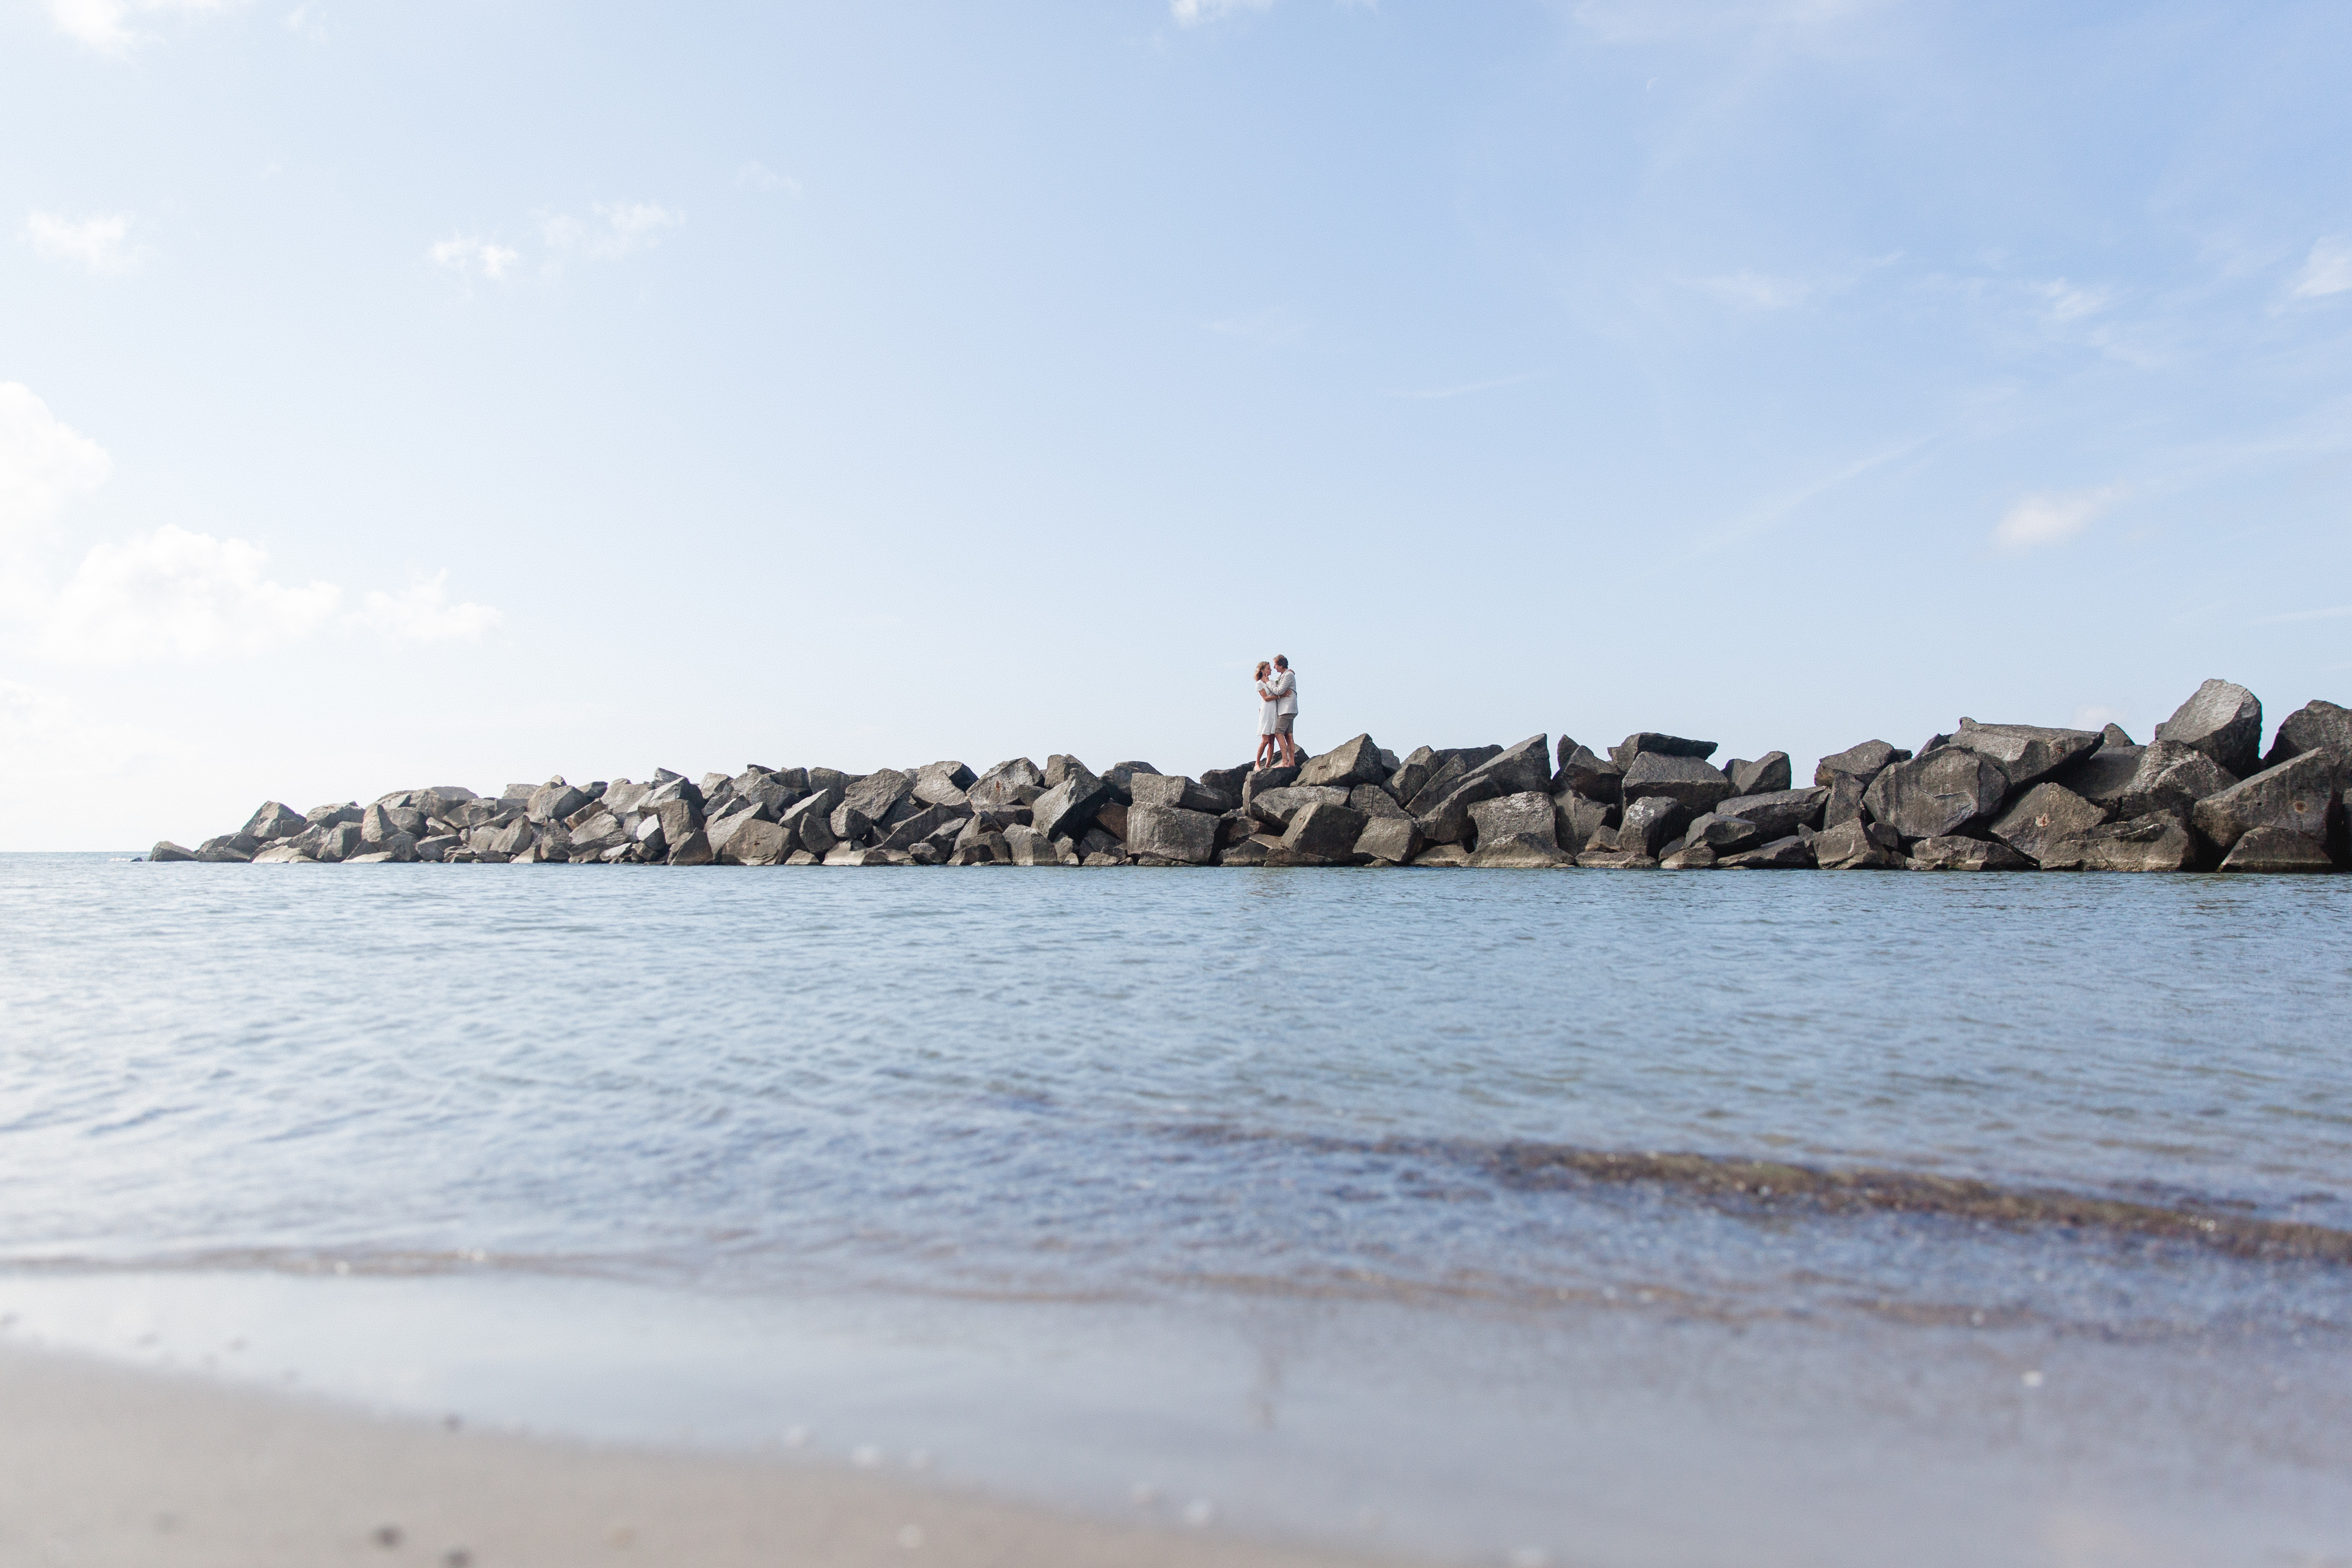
[
  {"xmin": 2288, "ymin": 237, "xmax": 2352, "ymax": 302},
  {"xmin": 0, "ymin": 384, "xmax": 113, "ymax": 551},
  {"xmin": 1991, "ymin": 484, "xmax": 2121, "ymax": 554},
  {"xmin": 736, "ymin": 161, "xmax": 801, "ymax": 196},
  {"xmin": 40, "ymin": 525, "xmax": 343, "ymax": 664},
  {"xmin": 27, "ymin": 211, "xmax": 140, "ymax": 275},
  {"xmin": 1697, "ymin": 270, "xmax": 1812, "ymax": 309},
  {"xmin": 1171, "ymin": 0, "xmax": 1272, "ymax": 23},
  {"xmin": 545, "ymin": 201, "xmax": 682, "ymax": 260},
  {"xmin": 429, "ymin": 235, "xmax": 521, "ymax": 282},
  {"xmin": 2033, "ymin": 277, "xmax": 2108, "ymax": 322},
  {"xmin": 43, "ymin": 0, "xmax": 230, "ymax": 55},
  {"xmin": 356, "ymin": 570, "xmax": 501, "ymax": 643}
]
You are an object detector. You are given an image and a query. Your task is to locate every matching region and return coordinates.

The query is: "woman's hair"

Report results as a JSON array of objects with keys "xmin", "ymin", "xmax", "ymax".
[{"xmin": 1254, "ymin": 661, "xmax": 1270, "ymax": 678}]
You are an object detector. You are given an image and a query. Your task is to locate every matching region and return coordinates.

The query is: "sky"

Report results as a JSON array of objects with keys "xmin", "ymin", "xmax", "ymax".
[{"xmin": 4, "ymin": 0, "xmax": 2351, "ymax": 849}]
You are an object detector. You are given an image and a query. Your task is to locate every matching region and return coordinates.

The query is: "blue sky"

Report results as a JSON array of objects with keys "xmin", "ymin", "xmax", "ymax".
[{"xmin": 5, "ymin": 0, "xmax": 2350, "ymax": 847}]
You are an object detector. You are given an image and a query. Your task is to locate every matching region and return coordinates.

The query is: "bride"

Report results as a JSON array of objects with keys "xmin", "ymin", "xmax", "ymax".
[{"xmin": 1253, "ymin": 661, "xmax": 1279, "ymax": 770}]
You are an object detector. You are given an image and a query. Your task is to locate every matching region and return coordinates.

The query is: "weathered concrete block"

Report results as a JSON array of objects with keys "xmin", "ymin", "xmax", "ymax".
[
  {"xmin": 2218, "ymin": 825, "xmax": 2335, "ymax": 873},
  {"xmin": 194, "ymin": 836, "xmax": 254, "ymax": 863},
  {"xmin": 1126, "ymin": 804, "xmax": 1221, "ymax": 864},
  {"xmin": 1988, "ymin": 782, "xmax": 2111, "ymax": 866},
  {"xmin": 1472, "ymin": 736, "xmax": 1554, "ymax": 797},
  {"xmin": 250, "ymin": 842, "xmax": 316, "ymax": 864},
  {"xmin": 2156, "ymin": 678, "xmax": 2263, "ymax": 777},
  {"xmin": 1387, "ymin": 746, "xmax": 1441, "ymax": 805},
  {"xmin": 1621, "ymin": 753, "xmax": 1736, "ymax": 815},
  {"xmin": 1863, "ymin": 749, "xmax": 2009, "ymax": 841}
]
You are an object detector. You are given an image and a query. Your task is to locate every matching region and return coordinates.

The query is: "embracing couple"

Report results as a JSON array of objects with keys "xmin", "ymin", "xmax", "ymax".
[{"xmin": 1252, "ymin": 655, "xmax": 1298, "ymax": 770}]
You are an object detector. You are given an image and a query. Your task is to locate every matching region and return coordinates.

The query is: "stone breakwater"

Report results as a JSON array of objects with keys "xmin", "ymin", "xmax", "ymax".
[{"xmin": 148, "ymin": 677, "xmax": 2352, "ymax": 873}]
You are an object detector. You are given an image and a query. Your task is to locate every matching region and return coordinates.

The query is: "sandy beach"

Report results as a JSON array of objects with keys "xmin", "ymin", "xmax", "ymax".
[{"xmin": 0, "ymin": 1343, "xmax": 1388, "ymax": 1568}]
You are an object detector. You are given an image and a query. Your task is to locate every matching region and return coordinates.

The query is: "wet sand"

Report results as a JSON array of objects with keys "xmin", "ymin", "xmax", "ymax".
[{"xmin": 0, "ymin": 1343, "xmax": 1389, "ymax": 1568}]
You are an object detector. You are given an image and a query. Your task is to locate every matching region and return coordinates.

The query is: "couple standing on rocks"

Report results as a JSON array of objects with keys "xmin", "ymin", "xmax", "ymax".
[{"xmin": 1254, "ymin": 657, "xmax": 1300, "ymax": 770}]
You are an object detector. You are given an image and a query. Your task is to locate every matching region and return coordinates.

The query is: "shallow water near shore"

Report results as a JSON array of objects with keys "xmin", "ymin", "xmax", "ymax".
[{"xmin": 3, "ymin": 854, "xmax": 2350, "ymax": 1563}]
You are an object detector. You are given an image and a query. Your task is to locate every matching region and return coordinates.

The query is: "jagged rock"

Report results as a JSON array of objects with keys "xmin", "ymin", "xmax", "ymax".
[
  {"xmin": 1093, "ymin": 801, "xmax": 1130, "ymax": 842},
  {"xmin": 193, "ymin": 837, "xmax": 253, "ymax": 863},
  {"xmin": 1616, "ymin": 795, "xmax": 1689, "ymax": 857},
  {"xmin": 1248, "ymin": 785, "xmax": 1349, "ymax": 831},
  {"xmin": 2049, "ymin": 743, "xmax": 2144, "ymax": 809},
  {"xmin": 905, "ymin": 762, "xmax": 973, "ymax": 808},
  {"xmin": 1030, "ymin": 767, "xmax": 1114, "ymax": 843},
  {"xmin": 569, "ymin": 811, "xmax": 630, "ymax": 856},
  {"xmin": 363, "ymin": 802, "xmax": 425, "ymax": 843},
  {"xmin": 2117, "ymin": 741, "xmax": 2238, "ymax": 820},
  {"xmin": 1727, "ymin": 753, "xmax": 1792, "ymax": 796},
  {"xmin": 1042, "ymin": 755, "xmax": 1092, "ymax": 789},
  {"xmin": 1349, "ymin": 783, "xmax": 1410, "ymax": 820},
  {"xmin": 2155, "ymin": 679, "xmax": 2263, "ymax": 777},
  {"xmin": 2192, "ymin": 747, "xmax": 2347, "ymax": 852},
  {"xmin": 1620, "ymin": 753, "xmax": 1736, "ymax": 814},
  {"xmin": 1354, "ymin": 815, "xmax": 1424, "ymax": 865},
  {"xmin": 528, "ymin": 783, "xmax": 587, "ymax": 824},
  {"xmin": 841, "ymin": 769, "xmax": 911, "ymax": 824},
  {"xmin": 250, "ymin": 842, "xmax": 315, "ymax": 864},
  {"xmin": 1283, "ymin": 801, "xmax": 1369, "ymax": 860},
  {"xmin": 1720, "ymin": 835, "xmax": 1811, "ymax": 869},
  {"xmin": 1476, "ymin": 736, "xmax": 1555, "ymax": 796},
  {"xmin": 1296, "ymin": 733, "xmax": 1388, "ymax": 789},
  {"xmin": 2040, "ymin": 813, "xmax": 2205, "ymax": 872},
  {"xmin": 1659, "ymin": 842, "xmax": 1716, "ymax": 870},
  {"xmin": 1947, "ymin": 721, "xmax": 2102, "ymax": 789},
  {"xmin": 716, "ymin": 819, "xmax": 791, "ymax": 865},
  {"xmin": 414, "ymin": 787, "xmax": 478, "ymax": 820},
  {"xmin": 316, "ymin": 822, "xmax": 364, "ymax": 861},
  {"xmin": 1131, "ymin": 773, "xmax": 1232, "ymax": 815},
  {"xmin": 414, "ymin": 834, "xmax": 460, "ymax": 863},
  {"xmin": 1907, "ymin": 836, "xmax": 2031, "ymax": 871},
  {"xmin": 645, "ymin": 798, "xmax": 703, "ymax": 849},
  {"xmin": 1682, "ymin": 812, "xmax": 1763, "ymax": 852},
  {"xmin": 968, "ymin": 758, "xmax": 1046, "ymax": 809},
  {"xmin": 149, "ymin": 840, "xmax": 196, "ymax": 862},
  {"xmin": 1609, "ymin": 733, "xmax": 1716, "ymax": 769},
  {"xmin": 1243, "ymin": 765, "xmax": 1302, "ymax": 808},
  {"xmin": 354, "ymin": 831, "xmax": 419, "ymax": 863},
  {"xmin": 2101, "ymin": 723, "xmax": 2134, "ymax": 746},
  {"xmin": 1125, "ymin": 804, "xmax": 1221, "ymax": 864},
  {"xmin": 667, "ymin": 829, "xmax": 715, "ymax": 867},
  {"xmin": 2262, "ymin": 700, "xmax": 2352, "ymax": 767},
  {"xmin": 1192, "ymin": 768, "xmax": 1247, "ymax": 814},
  {"xmin": 1001, "ymin": 824, "xmax": 1063, "ymax": 866},
  {"xmin": 1988, "ymin": 783, "xmax": 2111, "ymax": 865},
  {"xmin": 1819, "ymin": 773, "xmax": 1869, "ymax": 829},
  {"xmin": 870, "ymin": 803, "xmax": 950, "ymax": 853},
  {"xmin": 783, "ymin": 849, "xmax": 820, "ymax": 867},
  {"xmin": 241, "ymin": 801, "xmax": 306, "ymax": 841},
  {"xmin": 1388, "ymin": 746, "xmax": 1441, "ymax": 805},
  {"xmin": 304, "ymin": 803, "xmax": 364, "ymax": 828},
  {"xmin": 1095, "ymin": 761, "xmax": 1159, "ymax": 805},
  {"xmin": 1812, "ymin": 818, "xmax": 1902, "ymax": 869},
  {"xmin": 1863, "ymin": 750, "xmax": 2009, "ymax": 841},
  {"xmin": 1553, "ymin": 793, "xmax": 1615, "ymax": 853},
  {"xmin": 2218, "ymin": 825, "xmax": 2335, "ymax": 873},
  {"xmin": 1813, "ymin": 740, "xmax": 1910, "ymax": 789},
  {"xmin": 1467, "ymin": 792, "xmax": 1570, "ymax": 866},
  {"xmin": 1555, "ymin": 743, "xmax": 1623, "ymax": 803},
  {"xmin": 1717, "ymin": 787, "xmax": 1827, "ymax": 840}
]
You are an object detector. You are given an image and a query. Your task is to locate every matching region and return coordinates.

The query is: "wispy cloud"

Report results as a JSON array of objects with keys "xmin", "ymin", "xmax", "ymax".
[
  {"xmin": 356, "ymin": 571, "xmax": 502, "ymax": 643},
  {"xmin": 2032, "ymin": 277, "xmax": 2109, "ymax": 323},
  {"xmin": 429, "ymin": 235, "xmax": 520, "ymax": 282},
  {"xmin": 541, "ymin": 201, "xmax": 683, "ymax": 261},
  {"xmin": 1170, "ymin": 0, "xmax": 1273, "ymax": 23},
  {"xmin": 1386, "ymin": 371, "xmax": 1542, "ymax": 402},
  {"xmin": 736, "ymin": 161, "xmax": 802, "ymax": 196},
  {"xmin": 1991, "ymin": 483, "xmax": 2121, "ymax": 553},
  {"xmin": 2252, "ymin": 603, "xmax": 2352, "ymax": 626},
  {"xmin": 0, "ymin": 384, "xmax": 113, "ymax": 557},
  {"xmin": 1695, "ymin": 270, "xmax": 1812, "ymax": 310},
  {"xmin": 26, "ymin": 211, "xmax": 141, "ymax": 275},
  {"xmin": 42, "ymin": 0, "xmax": 230, "ymax": 56},
  {"xmin": 2287, "ymin": 237, "xmax": 2352, "ymax": 302}
]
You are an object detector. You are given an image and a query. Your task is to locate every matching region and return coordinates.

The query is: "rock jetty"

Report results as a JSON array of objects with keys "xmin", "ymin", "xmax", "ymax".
[{"xmin": 148, "ymin": 678, "xmax": 2352, "ymax": 872}]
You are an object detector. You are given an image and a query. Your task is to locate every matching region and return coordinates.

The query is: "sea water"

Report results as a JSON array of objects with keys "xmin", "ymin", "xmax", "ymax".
[{"xmin": 2, "ymin": 855, "xmax": 2348, "ymax": 1565}]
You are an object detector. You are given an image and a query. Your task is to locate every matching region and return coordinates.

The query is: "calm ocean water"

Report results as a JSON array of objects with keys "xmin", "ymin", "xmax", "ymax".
[{"xmin": 3, "ymin": 854, "xmax": 2349, "ymax": 1565}]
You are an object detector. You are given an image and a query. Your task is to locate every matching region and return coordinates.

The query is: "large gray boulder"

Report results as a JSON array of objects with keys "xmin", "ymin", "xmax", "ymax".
[
  {"xmin": 1947, "ymin": 721, "xmax": 2102, "ymax": 790},
  {"xmin": 1620, "ymin": 753, "xmax": 1735, "ymax": 814},
  {"xmin": 1553, "ymin": 793, "xmax": 1615, "ymax": 853},
  {"xmin": 781, "ymin": 789, "xmax": 842, "ymax": 855},
  {"xmin": 667, "ymin": 828, "xmax": 716, "ymax": 866},
  {"xmin": 320, "ymin": 822, "xmax": 367, "ymax": 862},
  {"xmin": 1681, "ymin": 812, "xmax": 1762, "ymax": 853},
  {"xmin": 1032, "ymin": 768, "xmax": 1116, "ymax": 842},
  {"xmin": 148, "ymin": 841, "xmax": 197, "ymax": 862},
  {"xmin": 1863, "ymin": 749, "xmax": 2008, "ymax": 841},
  {"xmin": 1727, "ymin": 753, "xmax": 1792, "ymax": 796},
  {"xmin": 363, "ymin": 801, "xmax": 426, "ymax": 843},
  {"xmin": 1281, "ymin": 801, "xmax": 1369, "ymax": 862},
  {"xmin": 1616, "ymin": 795, "xmax": 1689, "ymax": 857},
  {"xmin": 1354, "ymin": 815, "xmax": 1424, "ymax": 865},
  {"xmin": 842, "ymin": 769, "xmax": 912, "ymax": 823},
  {"xmin": 2117, "ymin": 741, "xmax": 2238, "ymax": 821},
  {"xmin": 2156, "ymin": 678, "xmax": 2263, "ymax": 777},
  {"xmin": 1609, "ymin": 733, "xmax": 1716, "ymax": 769},
  {"xmin": 999, "ymin": 824, "xmax": 1062, "ymax": 866},
  {"xmin": 570, "ymin": 811, "xmax": 629, "ymax": 856},
  {"xmin": 1906, "ymin": 836, "xmax": 2030, "ymax": 871},
  {"xmin": 527, "ymin": 782, "xmax": 587, "ymax": 824},
  {"xmin": 2191, "ymin": 747, "xmax": 2347, "ymax": 852},
  {"xmin": 2049, "ymin": 743, "xmax": 2144, "ymax": 808},
  {"xmin": 1719, "ymin": 835, "xmax": 1811, "ymax": 869},
  {"xmin": 1296, "ymin": 734, "xmax": 1388, "ymax": 789},
  {"xmin": 1247, "ymin": 785, "xmax": 1349, "ymax": 831},
  {"xmin": 1097, "ymin": 761, "xmax": 1160, "ymax": 805},
  {"xmin": 194, "ymin": 836, "xmax": 255, "ymax": 862},
  {"xmin": 1131, "ymin": 773, "xmax": 1234, "ymax": 815},
  {"xmin": 1813, "ymin": 740, "xmax": 1909, "ymax": 789},
  {"xmin": 2040, "ymin": 813, "xmax": 2205, "ymax": 872},
  {"xmin": 911, "ymin": 761, "xmax": 975, "ymax": 809},
  {"xmin": 968, "ymin": 758, "xmax": 1046, "ymax": 809},
  {"xmin": 1717, "ymin": 787, "xmax": 1827, "ymax": 840},
  {"xmin": 304, "ymin": 803, "xmax": 364, "ymax": 828},
  {"xmin": 1820, "ymin": 773, "xmax": 1869, "ymax": 829},
  {"xmin": 1387, "ymin": 746, "xmax": 1442, "ymax": 805},
  {"xmin": 1554, "ymin": 743, "xmax": 1623, "ymax": 803},
  {"xmin": 414, "ymin": 787, "xmax": 479, "ymax": 820},
  {"xmin": 878, "ymin": 804, "xmax": 958, "ymax": 853},
  {"xmin": 1811, "ymin": 818, "xmax": 1902, "ymax": 870},
  {"xmin": 2218, "ymin": 825, "xmax": 2335, "ymax": 873},
  {"xmin": 1470, "ymin": 736, "xmax": 1553, "ymax": 797},
  {"xmin": 1348, "ymin": 783, "xmax": 1410, "ymax": 820},
  {"xmin": 2262, "ymin": 700, "xmax": 2352, "ymax": 768},
  {"xmin": 1988, "ymin": 783, "xmax": 2111, "ymax": 865},
  {"xmin": 1125, "ymin": 804, "xmax": 1221, "ymax": 865},
  {"xmin": 1467, "ymin": 792, "xmax": 1570, "ymax": 866},
  {"xmin": 240, "ymin": 801, "xmax": 306, "ymax": 841}
]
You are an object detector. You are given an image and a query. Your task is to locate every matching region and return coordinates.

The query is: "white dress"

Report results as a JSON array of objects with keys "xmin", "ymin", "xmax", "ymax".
[{"xmin": 1257, "ymin": 682, "xmax": 1278, "ymax": 735}]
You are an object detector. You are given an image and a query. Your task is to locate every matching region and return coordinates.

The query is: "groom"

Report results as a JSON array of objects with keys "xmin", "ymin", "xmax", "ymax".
[{"xmin": 1267, "ymin": 655, "xmax": 1298, "ymax": 767}]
